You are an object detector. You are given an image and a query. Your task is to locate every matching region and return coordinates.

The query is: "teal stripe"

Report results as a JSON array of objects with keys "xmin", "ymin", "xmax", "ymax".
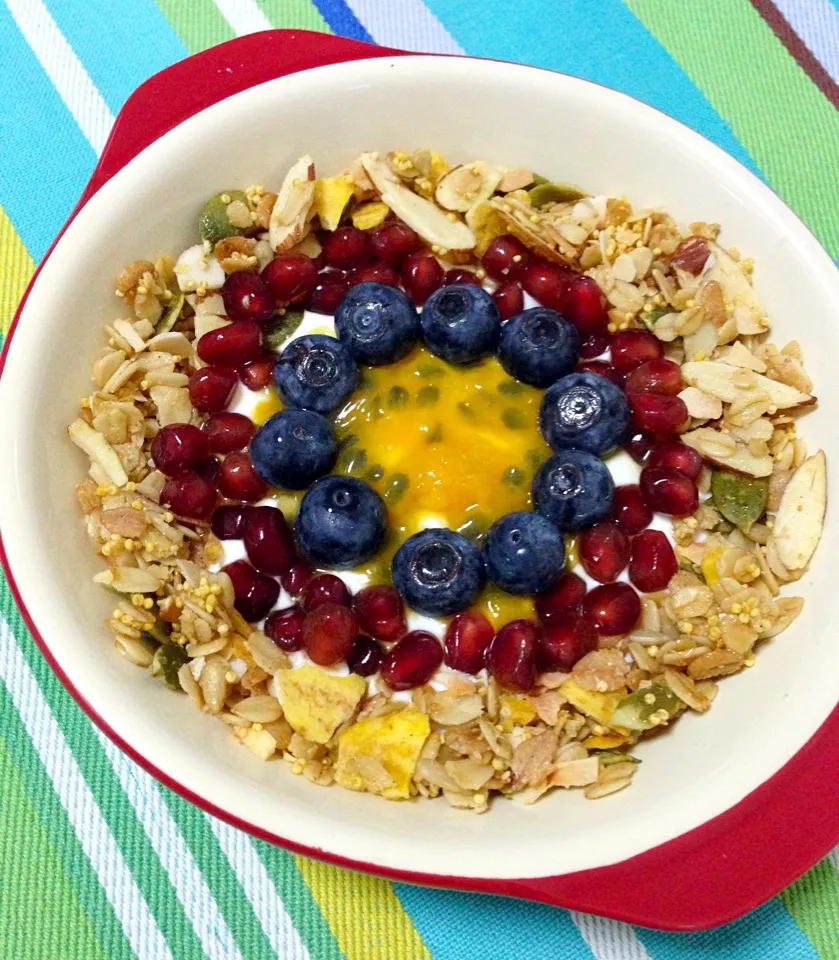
[
  {"xmin": 0, "ymin": 590, "xmax": 207, "ymax": 959},
  {"xmin": 0, "ymin": 683, "xmax": 136, "ymax": 960},
  {"xmin": 0, "ymin": 0, "xmax": 95, "ymax": 261},
  {"xmin": 43, "ymin": 0, "xmax": 186, "ymax": 113},
  {"xmin": 422, "ymin": 0, "xmax": 759, "ymax": 176}
]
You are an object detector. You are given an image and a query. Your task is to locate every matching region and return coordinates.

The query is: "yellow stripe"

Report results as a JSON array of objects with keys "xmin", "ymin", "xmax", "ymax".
[
  {"xmin": 295, "ymin": 857, "xmax": 432, "ymax": 960},
  {"xmin": 0, "ymin": 205, "xmax": 34, "ymax": 337}
]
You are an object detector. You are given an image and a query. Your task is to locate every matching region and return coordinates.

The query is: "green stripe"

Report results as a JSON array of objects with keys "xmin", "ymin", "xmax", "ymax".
[
  {"xmin": 153, "ymin": 0, "xmax": 234, "ymax": 53},
  {"xmin": 780, "ymin": 859, "xmax": 839, "ymax": 959},
  {"xmin": 0, "ymin": 735, "xmax": 109, "ymax": 960},
  {"xmin": 0, "ymin": 685, "xmax": 135, "ymax": 960},
  {"xmin": 0, "ymin": 586, "xmax": 206, "ymax": 959},
  {"xmin": 254, "ymin": 0, "xmax": 332, "ymax": 30},
  {"xmin": 623, "ymin": 0, "xmax": 839, "ymax": 260},
  {"xmin": 158, "ymin": 792, "xmax": 282, "ymax": 960}
]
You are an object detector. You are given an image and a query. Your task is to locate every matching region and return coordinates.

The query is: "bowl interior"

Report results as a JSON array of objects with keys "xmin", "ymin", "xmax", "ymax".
[{"xmin": 2, "ymin": 55, "xmax": 839, "ymax": 880}]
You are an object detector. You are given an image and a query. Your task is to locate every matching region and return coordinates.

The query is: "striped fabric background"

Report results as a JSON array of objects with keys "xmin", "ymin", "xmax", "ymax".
[{"xmin": 1, "ymin": 1, "xmax": 838, "ymax": 957}]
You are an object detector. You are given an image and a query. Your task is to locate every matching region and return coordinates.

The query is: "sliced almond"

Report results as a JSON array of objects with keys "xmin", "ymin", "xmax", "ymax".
[
  {"xmin": 679, "ymin": 386, "xmax": 722, "ymax": 422},
  {"xmin": 68, "ymin": 419, "xmax": 128, "ymax": 486},
  {"xmin": 770, "ymin": 451, "xmax": 826, "ymax": 571},
  {"xmin": 681, "ymin": 360, "xmax": 813, "ymax": 409},
  {"xmin": 682, "ymin": 427, "xmax": 773, "ymax": 477},
  {"xmin": 435, "ymin": 161, "xmax": 501, "ymax": 212},
  {"xmin": 269, "ymin": 155, "xmax": 316, "ymax": 252},
  {"xmin": 703, "ymin": 241, "xmax": 766, "ymax": 330},
  {"xmin": 719, "ymin": 340, "xmax": 767, "ymax": 373},
  {"xmin": 360, "ymin": 153, "xmax": 475, "ymax": 252},
  {"xmin": 174, "ymin": 244, "xmax": 225, "ymax": 293}
]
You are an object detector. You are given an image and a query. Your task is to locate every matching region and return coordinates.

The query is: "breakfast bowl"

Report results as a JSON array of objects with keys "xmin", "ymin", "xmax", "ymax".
[{"xmin": 1, "ymin": 31, "xmax": 838, "ymax": 930}]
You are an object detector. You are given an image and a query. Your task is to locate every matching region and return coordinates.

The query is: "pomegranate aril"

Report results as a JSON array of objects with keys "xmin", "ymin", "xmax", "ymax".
[
  {"xmin": 307, "ymin": 271, "xmax": 350, "ymax": 314},
  {"xmin": 322, "ymin": 226, "xmax": 372, "ymax": 270},
  {"xmin": 647, "ymin": 440, "xmax": 703, "ymax": 480},
  {"xmin": 302, "ymin": 573, "xmax": 351, "ymax": 612},
  {"xmin": 481, "ymin": 234, "xmax": 530, "ymax": 280},
  {"xmin": 521, "ymin": 260, "xmax": 573, "ymax": 312},
  {"xmin": 223, "ymin": 559, "xmax": 280, "ymax": 622},
  {"xmin": 189, "ymin": 366, "xmax": 238, "ymax": 413},
  {"xmin": 577, "ymin": 359, "xmax": 623, "ymax": 388},
  {"xmin": 579, "ymin": 521, "xmax": 630, "ymax": 583},
  {"xmin": 193, "ymin": 455, "xmax": 220, "ymax": 487},
  {"xmin": 401, "ymin": 252, "xmax": 443, "ymax": 305},
  {"xmin": 565, "ymin": 275, "xmax": 608, "ymax": 336},
  {"xmin": 351, "ymin": 260, "xmax": 400, "ymax": 286},
  {"xmin": 486, "ymin": 619, "xmax": 538, "ymax": 691},
  {"xmin": 303, "ymin": 602, "xmax": 358, "ymax": 666},
  {"xmin": 150, "ymin": 423, "xmax": 208, "ymax": 476},
  {"xmin": 611, "ymin": 484, "xmax": 653, "ymax": 535},
  {"xmin": 239, "ymin": 356, "xmax": 276, "ymax": 391},
  {"xmin": 353, "ymin": 585, "xmax": 407, "ymax": 642},
  {"xmin": 535, "ymin": 572, "xmax": 588, "ymax": 621},
  {"xmin": 281, "ymin": 560, "xmax": 314, "ymax": 597},
  {"xmin": 197, "ymin": 320, "xmax": 263, "ymax": 366},
  {"xmin": 610, "ymin": 329, "xmax": 663, "ymax": 373},
  {"xmin": 443, "ymin": 268, "xmax": 481, "ymax": 286},
  {"xmin": 243, "ymin": 505, "xmax": 295, "ymax": 575},
  {"xmin": 537, "ymin": 616, "xmax": 597, "ymax": 671},
  {"xmin": 261, "ymin": 254, "xmax": 318, "ymax": 305},
  {"xmin": 581, "ymin": 582, "xmax": 641, "ymax": 635},
  {"xmin": 625, "ymin": 358, "xmax": 682, "ymax": 396},
  {"xmin": 201, "ymin": 412, "xmax": 255, "ymax": 454},
  {"xmin": 443, "ymin": 611, "xmax": 495, "ymax": 674},
  {"xmin": 629, "ymin": 392, "xmax": 689, "ymax": 436},
  {"xmin": 222, "ymin": 271, "xmax": 275, "ymax": 325},
  {"xmin": 381, "ymin": 631, "xmax": 443, "ymax": 690},
  {"xmin": 626, "ymin": 431, "xmax": 654, "ymax": 464},
  {"xmin": 492, "ymin": 280, "xmax": 524, "ymax": 321},
  {"xmin": 370, "ymin": 221, "xmax": 420, "ymax": 265},
  {"xmin": 264, "ymin": 605, "xmax": 305, "ymax": 652},
  {"xmin": 640, "ymin": 466, "xmax": 699, "ymax": 517},
  {"xmin": 579, "ymin": 333, "xmax": 610, "ymax": 359},
  {"xmin": 211, "ymin": 504, "xmax": 252, "ymax": 539},
  {"xmin": 671, "ymin": 236, "xmax": 711, "ymax": 275},
  {"xmin": 348, "ymin": 635, "xmax": 384, "ymax": 677},
  {"xmin": 217, "ymin": 451, "xmax": 268, "ymax": 502},
  {"xmin": 629, "ymin": 530, "xmax": 678, "ymax": 593},
  {"xmin": 160, "ymin": 471, "xmax": 217, "ymax": 521}
]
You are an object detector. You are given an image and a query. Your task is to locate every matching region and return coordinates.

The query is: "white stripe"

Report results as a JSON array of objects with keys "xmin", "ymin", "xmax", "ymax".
[
  {"xmin": 96, "ymin": 731, "xmax": 246, "ymax": 960},
  {"xmin": 4, "ymin": 0, "xmax": 113, "ymax": 153},
  {"xmin": 0, "ymin": 620, "xmax": 173, "ymax": 960},
  {"xmin": 572, "ymin": 912, "xmax": 653, "ymax": 960},
  {"xmin": 773, "ymin": 0, "xmax": 839, "ymax": 85},
  {"xmin": 211, "ymin": 0, "xmax": 273, "ymax": 36},
  {"xmin": 345, "ymin": 0, "xmax": 464, "ymax": 53},
  {"xmin": 208, "ymin": 816, "xmax": 311, "ymax": 960}
]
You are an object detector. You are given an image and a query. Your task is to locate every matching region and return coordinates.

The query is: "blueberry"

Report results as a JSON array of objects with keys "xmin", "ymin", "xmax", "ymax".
[
  {"xmin": 250, "ymin": 409, "xmax": 336, "ymax": 490},
  {"xmin": 334, "ymin": 282, "xmax": 419, "ymax": 365},
  {"xmin": 498, "ymin": 307, "xmax": 580, "ymax": 387},
  {"xmin": 392, "ymin": 528, "xmax": 485, "ymax": 616},
  {"xmin": 420, "ymin": 284, "xmax": 500, "ymax": 364},
  {"xmin": 539, "ymin": 371, "xmax": 630, "ymax": 456},
  {"xmin": 274, "ymin": 334, "xmax": 357, "ymax": 414},
  {"xmin": 483, "ymin": 511, "xmax": 565, "ymax": 595},
  {"xmin": 296, "ymin": 476, "xmax": 387, "ymax": 569},
  {"xmin": 532, "ymin": 449, "xmax": 615, "ymax": 532}
]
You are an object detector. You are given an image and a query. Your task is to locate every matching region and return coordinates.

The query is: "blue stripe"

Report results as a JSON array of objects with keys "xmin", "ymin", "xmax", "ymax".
[
  {"xmin": 637, "ymin": 898, "xmax": 821, "ymax": 960},
  {"xmin": 422, "ymin": 0, "xmax": 760, "ymax": 178},
  {"xmin": 42, "ymin": 0, "xmax": 186, "ymax": 114},
  {"xmin": 0, "ymin": 1, "xmax": 96, "ymax": 261},
  {"xmin": 394, "ymin": 885, "xmax": 595, "ymax": 960},
  {"xmin": 309, "ymin": 0, "xmax": 374, "ymax": 41}
]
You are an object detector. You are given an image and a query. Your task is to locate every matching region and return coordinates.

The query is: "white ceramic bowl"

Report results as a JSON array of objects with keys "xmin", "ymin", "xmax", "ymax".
[{"xmin": 2, "ymin": 51, "xmax": 838, "ymax": 898}]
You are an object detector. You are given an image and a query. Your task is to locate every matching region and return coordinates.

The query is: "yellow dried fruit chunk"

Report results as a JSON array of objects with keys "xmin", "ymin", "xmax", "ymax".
[
  {"xmin": 701, "ymin": 545, "xmax": 725, "ymax": 586},
  {"xmin": 335, "ymin": 709, "xmax": 430, "ymax": 800},
  {"xmin": 351, "ymin": 201, "xmax": 391, "ymax": 231},
  {"xmin": 559, "ymin": 678, "xmax": 623, "ymax": 725},
  {"xmin": 583, "ymin": 733, "xmax": 629, "ymax": 750},
  {"xmin": 499, "ymin": 695, "xmax": 537, "ymax": 730},
  {"xmin": 278, "ymin": 666, "xmax": 366, "ymax": 744},
  {"xmin": 314, "ymin": 175, "xmax": 355, "ymax": 231},
  {"xmin": 429, "ymin": 151, "xmax": 450, "ymax": 184}
]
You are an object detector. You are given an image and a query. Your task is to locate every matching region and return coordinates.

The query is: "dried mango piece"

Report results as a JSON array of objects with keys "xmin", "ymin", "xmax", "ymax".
[
  {"xmin": 351, "ymin": 201, "xmax": 391, "ymax": 231},
  {"xmin": 335, "ymin": 709, "xmax": 430, "ymax": 800},
  {"xmin": 278, "ymin": 666, "xmax": 366, "ymax": 744},
  {"xmin": 700, "ymin": 545, "xmax": 725, "ymax": 586},
  {"xmin": 559, "ymin": 677, "xmax": 623, "ymax": 725},
  {"xmin": 314, "ymin": 175, "xmax": 355, "ymax": 231},
  {"xmin": 583, "ymin": 733, "xmax": 629, "ymax": 750},
  {"xmin": 499, "ymin": 695, "xmax": 537, "ymax": 731}
]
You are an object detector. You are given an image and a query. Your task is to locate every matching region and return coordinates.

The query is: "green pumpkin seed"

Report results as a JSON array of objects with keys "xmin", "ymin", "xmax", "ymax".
[
  {"xmin": 198, "ymin": 190, "xmax": 248, "ymax": 245},
  {"xmin": 640, "ymin": 306, "xmax": 668, "ymax": 333},
  {"xmin": 262, "ymin": 310, "xmax": 304, "ymax": 352},
  {"xmin": 528, "ymin": 182, "xmax": 587, "ymax": 208},
  {"xmin": 143, "ymin": 621, "xmax": 172, "ymax": 644},
  {"xmin": 501, "ymin": 407, "xmax": 526, "ymax": 430},
  {"xmin": 598, "ymin": 751, "xmax": 640, "ymax": 766},
  {"xmin": 416, "ymin": 384, "xmax": 440, "ymax": 407},
  {"xmin": 530, "ymin": 173, "xmax": 550, "ymax": 187},
  {"xmin": 609, "ymin": 684, "xmax": 683, "ymax": 732},
  {"xmin": 710, "ymin": 469, "xmax": 768, "ymax": 530},
  {"xmin": 151, "ymin": 642, "xmax": 189, "ymax": 692},
  {"xmin": 155, "ymin": 291, "xmax": 185, "ymax": 334},
  {"xmin": 498, "ymin": 379, "xmax": 525, "ymax": 396},
  {"xmin": 502, "ymin": 466, "xmax": 525, "ymax": 487},
  {"xmin": 383, "ymin": 473, "xmax": 409, "ymax": 504},
  {"xmin": 388, "ymin": 385, "xmax": 410, "ymax": 409}
]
